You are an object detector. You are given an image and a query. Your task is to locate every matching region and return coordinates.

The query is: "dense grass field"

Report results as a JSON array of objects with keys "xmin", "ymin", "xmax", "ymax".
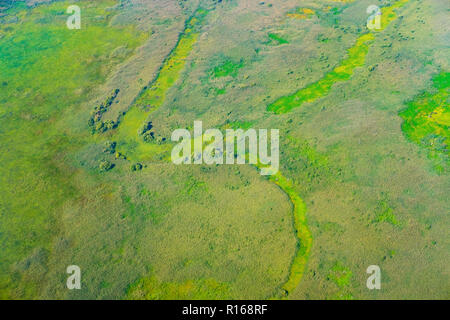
[{"xmin": 0, "ymin": 0, "xmax": 448, "ymax": 299}]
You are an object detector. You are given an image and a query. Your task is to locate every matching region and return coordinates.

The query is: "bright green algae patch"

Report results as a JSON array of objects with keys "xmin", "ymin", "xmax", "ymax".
[
  {"xmin": 267, "ymin": 0, "xmax": 410, "ymax": 114},
  {"xmin": 114, "ymin": 9, "xmax": 208, "ymax": 160},
  {"xmin": 399, "ymin": 72, "xmax": 450, "ymax": 173},
  {"xmin": 0, "ymin": 0, "xmax": 147, "ymax": 298}
]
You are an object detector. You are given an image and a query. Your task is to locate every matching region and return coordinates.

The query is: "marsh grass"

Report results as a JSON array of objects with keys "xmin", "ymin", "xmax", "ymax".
[
  {"xmin": 399, "ymin": 72, "xmax": 449, "ymax": 173},
  {"xmin": 267, "ymin": 0, "xmax": 410, "ymax": 114},
  {"xmin": 0, "ymin": 0, "xmax": 147, "ymax": 298}
]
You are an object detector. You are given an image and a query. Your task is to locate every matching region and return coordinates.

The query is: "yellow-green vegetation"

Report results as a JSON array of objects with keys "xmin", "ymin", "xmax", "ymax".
[
  {"xmin": 373, "ymin": 199, "xmax": 401, "ymax": 227},
  {"xmin": 268, "ymin": 0, "xmax": 410, "ymax": 114},
  {"xmin": 222, "ymin": 120, "xmax": 254, "ymax": 130},
  {"xmin": 177, "ymin": 123, "xmax": 312, "ymax": 299},
  {"xmin": 212, "ymin": 59, "xmax": 244, "ymax": 78},
  {"xmin": 286, "ymin": 8, "xmax": 316, "ymax": 20},
  {"xmin": 126, "ymin": 275, "xmax": 232, "ymax": 299},
  {"xmin": 327, "ymin": 262, "xmax": 353, "ymax": 300},
  {"xmin": 1, "ymin": 0, "xmax": 448, "ymax": 301},
  {"xmin": 88, "ymin": 89, "xmax": 120, "ymax": 133},
  {"xmin": 0, "ymin": 0, "xmax": 147, "ymax": 298},
  {"xmin": 267, "ymin": 172, "xmax": 311, "ymax": 297},
  {"xmin": 134, "ymin": 15, "xmax": 203, "ymax": 111},
  {"xmin": 377, "ymin": 0, "xmax": 410, "ymax": 32},
  {"xmin": 268, "ymin": 33, "xmax": 374, "ymax": 113},
  {"xmin": 113, "ymin": 9, "xmax": 208, "ymax": 161},
  {"xmin": 268, "ymin": 33, "xmax": 289, "ymax": 45},
  {"xmin": 399, "ymin": 72, "xmax": 449, "ymax": 173}
]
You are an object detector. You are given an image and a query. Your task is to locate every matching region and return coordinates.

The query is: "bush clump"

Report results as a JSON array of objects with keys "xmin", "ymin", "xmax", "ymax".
[
  {"xmin": 88, "ymin": 89, "xmax": 120, "ymax": 134},
  {"xmin": 103, "ymin": 141, "xmax": 117, "ymax": 154},
  {"xmin": 99, "ymin": 160, "xmax": 114, "ymax": 172},
  {"xmin": 137, "ymin": 120, "xmax": 167, "ymax": 144},
  {"xmin": 131, "ymin": 163, "xmax": 143, "ymax": 171}
]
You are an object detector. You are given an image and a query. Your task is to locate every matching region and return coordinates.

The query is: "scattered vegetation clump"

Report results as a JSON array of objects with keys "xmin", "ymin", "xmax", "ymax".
[
  {"xmin": 268, "ymin": 33, "xmax": 289, "ymax": 45},
  {"xmin": 312, "ymin": 5, "xmax": 344, "ymax": 27},
  {"xmin": 99, "ymin": 160, "xmax": 114, "ymax": 172},
  {"xmin": 183, "ymin": 176, "xmax": 207, "ymax": 197},
  {"xmin": 327, "ymin": 262, "xmax": 354, "ymax": 300},
  {"xmin": 212, "ymin": 58, "xmax": 244, "ymax": 78},
  {"xmin": 115, "ymin": 151, "xmax": 126, "ymax": 160},
  {"xmin": 399, "ymin": 72, "xmax": 449, "ymax": 173},
  {"xmin": 328, "ymin": 262, "xmax": 352, "ymax": 288},
  {"xmin": 281, "ymin": 136, "xmax": 335, "ymax": 193},
  {"xmin": 103, "ymin": 141, "xmax": 117, "ymax": 154},
  {"xmin": 139, "ymin": 121, "xmax": 154, "ymax": 140},
  {"xmin": 138, "ymin": 121, "xmax": 167, "ymax": 145},
  {"xmin": 131, "ymin": 163, "xmax": 143, "ymax": 171},
  {"xmin": 286, "ymin": 7, "xmax": 316, "ymax": 20},
  {"xmin": 126, "ymin": 275, "xmax": 232, "ymax": 300},
  {"xmin": 154, "ymin": 136, "xmax": 167, "ymax": 145},
  {"xmin": 212, "ymin": 87, "xmax": 226, "ymax": 95},
  {"xmin": 373, "ymin": 199, "xmax": 400, "ymax": 227},
  {"xmin": 88, "ymin": 89, "xmax": 120, "ymax": 133},
  {"xmin": 383, "ymin": 249, "xmax": 396, "ymax": 261},
  {"xmin": 222, "ymin": 119, "xmax": 254, "ymax": 130},
  {"xmin": 141, "ymin": 130, "xmax": 155, "ymax": 142}
]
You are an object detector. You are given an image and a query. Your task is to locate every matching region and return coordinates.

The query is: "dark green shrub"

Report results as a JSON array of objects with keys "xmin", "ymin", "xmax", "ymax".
[
  {"xmin": 99, "ymin": 160, "xmax": 114, "ymax": 172},
  {"xmin": 131, "ymin": 163, "xmax": 143, "ymax": 171},
  {"xmin": 103, "ymin": 141, "xmax": 116, "ymax": 154}
]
